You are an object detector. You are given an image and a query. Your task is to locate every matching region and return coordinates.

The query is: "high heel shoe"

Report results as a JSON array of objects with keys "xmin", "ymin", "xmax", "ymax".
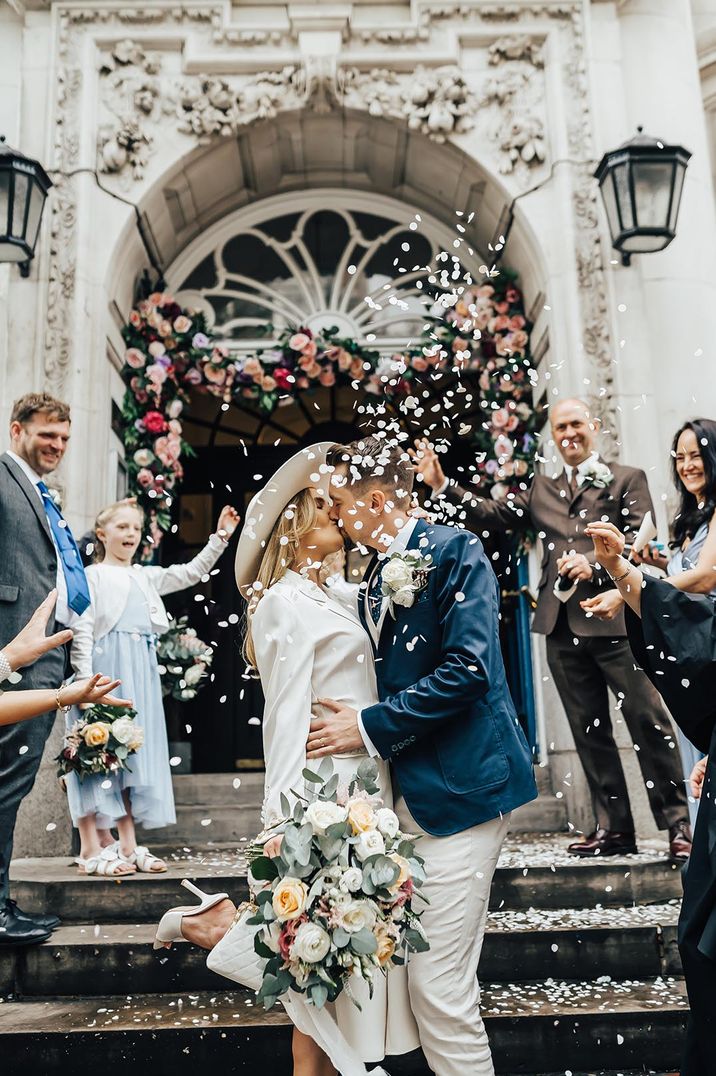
[{"xmin": 153, "ymin": 878, "xmax": 229, "ymax": 950}]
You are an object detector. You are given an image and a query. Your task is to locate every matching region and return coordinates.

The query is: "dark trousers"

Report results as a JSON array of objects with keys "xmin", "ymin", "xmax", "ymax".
[
  {"xmin": 0, "ymin": 708, "xmax": 56, "ymax": 902},
  {"xmin": 545, "ymin": 610, "xmax": 688, "ymax": 832}
]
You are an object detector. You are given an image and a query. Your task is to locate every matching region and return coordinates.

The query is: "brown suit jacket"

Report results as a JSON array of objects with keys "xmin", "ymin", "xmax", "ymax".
[{"xmin": 440, "ymin": 460, "xmax": 655, "ymax": 637}]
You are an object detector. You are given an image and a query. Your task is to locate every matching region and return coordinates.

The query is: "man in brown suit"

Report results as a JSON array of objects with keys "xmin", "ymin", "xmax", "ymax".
[{"xmin": 411, "ymin": 398, "xmax": 691, "ymax": 859}]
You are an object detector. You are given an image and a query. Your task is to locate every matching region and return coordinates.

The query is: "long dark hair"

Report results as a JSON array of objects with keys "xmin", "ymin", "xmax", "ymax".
[{"xmin": 670, "ymin": 419, "xmax": 716, "ymax": 549}]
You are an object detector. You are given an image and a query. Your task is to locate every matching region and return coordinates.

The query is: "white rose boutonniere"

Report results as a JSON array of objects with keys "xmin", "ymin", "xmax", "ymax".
[
  {"xmin": 577, "ymin": 460, "xmax": 614, "ymax": 490},
  {"xmin": 380, "ymin": 550, "xmax": 433, "ymax": 618}
]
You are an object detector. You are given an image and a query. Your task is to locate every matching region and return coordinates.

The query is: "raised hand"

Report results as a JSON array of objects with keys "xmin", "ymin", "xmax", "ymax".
[
  {"xmin": 216, "ymin": 505, "xmax": 241, "ymax": 542},
  {"xmin": 408, "ymin": 439, "xmax": 446, "ymax": 494},
  {"xmin": 2, "ymin": 590, "xmax": 73, "ymax": 672},
  {"xmin": 61, "ymin": 674, "xmax": 133, "ymax": 710},
  {"xmin": 584, "ymin": 521, "xmax": 626, "ymax": 569}
]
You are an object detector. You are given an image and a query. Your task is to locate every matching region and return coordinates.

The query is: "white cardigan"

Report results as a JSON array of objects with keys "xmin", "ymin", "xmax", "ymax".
[{"xmin": 71, "ymin": 534, "xmax": 226, "ymax": 679}]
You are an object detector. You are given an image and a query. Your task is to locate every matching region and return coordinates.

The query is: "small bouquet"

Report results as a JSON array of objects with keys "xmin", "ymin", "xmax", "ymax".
[
  {"xmin": 245, "ymin": 758, "xmax": 429, "ymax": 1011},
  {"xmin": 157, "ymin": 616, "xmax": 213, "ymax": 701},
  {"xmin": 56, "ymin": 702, "xmax": 144, "ymax": 781}
]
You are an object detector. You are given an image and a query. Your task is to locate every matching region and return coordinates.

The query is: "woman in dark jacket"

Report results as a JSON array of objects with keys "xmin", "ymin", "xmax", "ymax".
[{"xmin": 586, "ymin": 519, "xmax": 716, "ymax": 1075}]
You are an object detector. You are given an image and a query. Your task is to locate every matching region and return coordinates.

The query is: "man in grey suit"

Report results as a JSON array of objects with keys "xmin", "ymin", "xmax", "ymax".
[
  {"xmin": 0, "ymin": 392, "xmax": 90, "ymax": 944},
  {"xmin": 411, "ymin": 398, "xmax": 691, "ymax": 860}
]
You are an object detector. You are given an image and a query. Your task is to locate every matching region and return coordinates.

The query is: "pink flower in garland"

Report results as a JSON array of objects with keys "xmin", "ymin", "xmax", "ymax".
[
  {"xmin": 148, "ymin": 340, "xmax": 166, "ymax": 358},
  {"xmin": 192, "ymin": 332, "xmax": 210, "ymax": 349},
  {"xmin": 155, "ymin": 435, "xmax": 182, "ymax": 467},
  {"xmin": 143, "ymin": 411, "xmax": 168, "ymax": 434},
  {"xmin": 129, "ymin": 310, "xmax": 143, "ymax": 329},
  {"xmin": 136, "ymin": 468, "xmax": 155, "ymax": 489},
  {"xmin": 411, "ymin": 356, "xmax": 429, "ymax": 372},
  {"xmin": 183, "ymin": 367, "xmax": 203, "ymax": 386},
  {"xmin": 173, "ymin": 315, "xmax": 192, "ymax": 333},
  {"xmin": 288, "ymin": 332, "xmax": 311, "ymax": 352},
  {"xmin": 242, "ymin": 358, "xmax": 263, "ymax": 379},
  {"xmin": 125, "ymin": 348, "xmax": 146, "ymax": 369},
  {"xmin": 273, "ymin": 367, "xmax": 293, "ymax": 390},
  {"xmin": 146, "ymin": 363, "xmax": 168, "ymax": 387},
  {"xmin": 204, "ymin": 363, "xmax": 227, "ymax": 386},
  {"xmin": 319, "ymin": 368, "xmax": 336, "ymax": 388},
  {"xmin": 167, "ymin": 399, "xmax": 184, "ymax": 418},
  {"xmin": 261, "ymin": 375, "xmax": 277, "ymax": 392}
]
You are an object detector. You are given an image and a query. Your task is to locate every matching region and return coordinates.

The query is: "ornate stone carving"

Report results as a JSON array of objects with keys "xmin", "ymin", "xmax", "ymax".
[
  {"xmin": 176, "ymin": 67, "xmax": 305, "ymax": 139},
  {"xmin": 341, "ymin": 66, "xmax": 477, "ymax": 142},
  {"xmin": 479, "ymin": 37, "xmax": 547, "ymax": 176},
  {"xmin": 97, "ymin": 41, "xmax": 166, "ymax": 179}
]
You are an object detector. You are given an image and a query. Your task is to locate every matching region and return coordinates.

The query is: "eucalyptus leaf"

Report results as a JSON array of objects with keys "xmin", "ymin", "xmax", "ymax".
[
  {"xmin": 310, "ymin": 983, "xmax": 328, "ymax": 1009},
  {"xmin": 302, "ymin": 768, "xmax": 323, "ymax": 785},
  {"xmin": 332, "ymin": 926, "xmax": 350, "ymax": 948},
  {"xmin": 249, "ymin": 855, "xmax": 278, "ymax": 881},
  {"xmin": 280, "ymin": 792, "xmax": 292, "ymax": 818},
  {"xmin": 350, "ymin": 928, "xmax": 378, "ymax": 955},
  {"xmin": 322, "ymin": 773, "xmax": 339, "ymax": 798}
]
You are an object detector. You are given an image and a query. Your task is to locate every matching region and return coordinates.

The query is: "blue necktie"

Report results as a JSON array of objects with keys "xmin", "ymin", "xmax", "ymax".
[
  {"xmin": 37, "ymin": 481, "xmax": 91, "ymax": 616},
  {"xmin": 368, "ymin": 565, "xmax": 384, "ymax": 626}
]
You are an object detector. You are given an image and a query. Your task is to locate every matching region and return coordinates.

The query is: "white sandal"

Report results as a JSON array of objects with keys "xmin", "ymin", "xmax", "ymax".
[
  {"xmin": 154, "ymin": 879, "xmax": 230, "ymax": 950},
  {"xmin": 118, "ymin": 843, "xmax": 168, "ymax": 873},
  {"xmin": 76, "ymin": 846, "xmax": 136, "ymax": 876}
]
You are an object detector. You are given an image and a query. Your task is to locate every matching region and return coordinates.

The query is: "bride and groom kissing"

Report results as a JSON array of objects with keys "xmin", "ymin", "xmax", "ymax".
[{"xmin": 155, "ymin": 435, "xmax": 537, "ymax": 1076}]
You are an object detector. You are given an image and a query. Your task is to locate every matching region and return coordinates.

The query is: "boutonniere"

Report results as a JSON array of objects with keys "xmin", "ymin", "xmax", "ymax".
[
  {"xmin": 381, "ymin": 550, "xmax": 434, "ymax": 617},
  {"xmin": 577, "ymin": 460, "xmax": 614, "ymax": 490},
  {"xmin": 46, "ymin": 487, "xmax": 63, "ymax": 510}
]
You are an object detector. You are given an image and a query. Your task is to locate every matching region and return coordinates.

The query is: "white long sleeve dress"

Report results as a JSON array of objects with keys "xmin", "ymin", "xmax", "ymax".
[{"xmin": 251, "ymin": 570, "xmax": 419, "ymax": 1072}]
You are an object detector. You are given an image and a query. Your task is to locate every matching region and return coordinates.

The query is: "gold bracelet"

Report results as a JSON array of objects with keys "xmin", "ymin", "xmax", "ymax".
[
  {"xmin": 609, "ymin": 562, "xmax": 632, "ymax": 583},
  {"xmin": 56, "ymin": 683, "xmax": 71, "ymax": 713}
]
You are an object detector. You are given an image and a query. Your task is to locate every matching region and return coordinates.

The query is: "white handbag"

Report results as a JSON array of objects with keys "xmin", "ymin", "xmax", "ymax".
[{"xmin": 206, "ymin": 901, "xmax": 266, "ymax": 992}]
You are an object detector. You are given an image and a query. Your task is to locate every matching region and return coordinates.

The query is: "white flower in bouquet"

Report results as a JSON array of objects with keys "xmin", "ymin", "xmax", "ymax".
[
  {"xmin": 126, "ymin": 726, "xmax": 145, "ymax": 751},
  {"xmin": 111, "ymin": 717, "xmax": 140, "ymax": 746},
  {"xmin": 264, "ymin": 921, "xmax": 283, "ymax": 954},
  {"xmin": 305, "ymin": 799, "xmax": 348, "ymax": 835},
  {"xmin": 354, "ymin": 829, "xmax": 385, "ymax": 861},
  {"xmin": 338, "ymin": 900, "xmax": 377, "ymax": 934},
  {"xmin": 341, "ymin": 866, "xmax": 363, "ymax": 893},
  {"xmin": 183, "ymin": 663, "xmax": 206, "ymax": 687},
  {"xmin": 375, "ymin": 807, "xmax": 400, "ymax": 838},
  {"xmin": 291, "ymin": 921, "xmax": 331, "ymax": 964}
]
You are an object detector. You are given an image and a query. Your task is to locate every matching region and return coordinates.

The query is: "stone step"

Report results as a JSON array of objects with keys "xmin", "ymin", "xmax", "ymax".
[
  {"xmin": 10, "ymin": 837, "xmax": 683, "ymax": 923},
  {"xmin": 171, "ymin": 772, "xmax": 264, "ymax": 806},
  {"xmin": 508, "ymin": 796, "xmax": 568, "ymax": 833},
  {"xmin": 0, "ymin": 979, "xmax": 688, "ymax": 1074},
  {"xmin": 140, "ymin": 803, "xmax": 263, "ymax": 844},
  {"xmin": 0, "ymin": 904, "xmax": 681, "ymax": 998}
]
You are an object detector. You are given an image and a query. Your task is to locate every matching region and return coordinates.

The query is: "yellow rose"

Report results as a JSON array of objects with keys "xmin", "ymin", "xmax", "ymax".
[
  {"xmin": 374, "ymin": 924, "xmax": 396, "ymax": 966},
  {"xmin": 82, "ymin": 722, "xmax": 110, "ymax": 747},
  {"xmin": 388, "ymin": 853, "xmax": 411, "ymax": 892},
  {"xmin": 347, "ymin": 799, "xmax": 376, "ymax": 835},
  {"xmin": 272, "ymin": 877, "xmax": 308, "ymax": 922}
]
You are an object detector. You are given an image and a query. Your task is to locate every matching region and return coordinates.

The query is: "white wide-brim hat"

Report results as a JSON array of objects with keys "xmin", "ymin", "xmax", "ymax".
[{"xmin": 234, "ymin": 441, "xmax": 335, "ymax": 596}]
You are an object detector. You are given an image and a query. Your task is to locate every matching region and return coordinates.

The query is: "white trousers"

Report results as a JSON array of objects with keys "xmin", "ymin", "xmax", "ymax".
[{"xmin": 394, "ymin": 796, "xmax": 510, "ymax": 1076}]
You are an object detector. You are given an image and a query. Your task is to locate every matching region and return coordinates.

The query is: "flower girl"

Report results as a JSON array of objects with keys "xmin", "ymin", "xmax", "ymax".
[{"xmin": 67, "ymin": 498, "xmax": 239, "ymax": 876}]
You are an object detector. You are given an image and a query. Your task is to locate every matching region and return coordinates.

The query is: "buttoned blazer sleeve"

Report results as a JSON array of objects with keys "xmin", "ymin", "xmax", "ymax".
[
  {"xmin": 252, "ymin": 587, "xmax": 316, "ymax": 828},
  {"xmin": 143, "ymin": 534, "xmax": 226, "ymax": 597},
  {"xmin": 70, "ymin": 567, "xmax": 101, "ymax": 681},
  {"xmin": 361, "ymin": 530, "xmax": 500, "ymax": 756},
  {"xmin": 440, "ymin": 481, "xmax": 531, "ymax": 534}
]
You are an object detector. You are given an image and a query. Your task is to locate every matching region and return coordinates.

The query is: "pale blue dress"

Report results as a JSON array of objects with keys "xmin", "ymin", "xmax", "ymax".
[
  {"xmin": 667, "ymin": 522, "xmax": 714, "ymax": 826},
  {"xmin": 65, "ymin": 576, "xmax": 176, "ymax": 829}
]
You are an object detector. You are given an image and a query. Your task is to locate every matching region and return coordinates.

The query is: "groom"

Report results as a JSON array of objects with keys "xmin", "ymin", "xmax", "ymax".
[{"xmin": 306, "ymin": 435, "xmax": 537, "ymax": 1076}]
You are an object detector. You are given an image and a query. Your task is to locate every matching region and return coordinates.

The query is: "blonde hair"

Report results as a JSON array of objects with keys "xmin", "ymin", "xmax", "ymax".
[
  {"xmin": 94, "ymin": 498, "xmax": 145, "ymax": 562},
  {"xmin": 243, "ymin": 488, "xmax": 317, "ymax": 668}
]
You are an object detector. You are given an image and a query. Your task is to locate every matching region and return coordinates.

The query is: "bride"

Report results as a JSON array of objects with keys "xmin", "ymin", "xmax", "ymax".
[{"xmin": 155, "ymin": 443, "xmax": 419, "ymax": 1076}]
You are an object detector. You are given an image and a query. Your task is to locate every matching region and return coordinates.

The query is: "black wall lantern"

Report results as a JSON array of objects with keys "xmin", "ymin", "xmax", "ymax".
[
  {"xmin": 594, "ymin": 127, "xmax": 691, "ymax": 266},
  {"xmin": 0, "ymin": 136, "xmax": 53, "ymax": 277}
]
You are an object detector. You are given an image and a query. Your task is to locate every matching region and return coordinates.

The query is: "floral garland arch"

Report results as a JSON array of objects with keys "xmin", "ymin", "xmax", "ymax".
[{"xmin": 120, "ymin": 273, "xmax": 539, "ymax": 552}]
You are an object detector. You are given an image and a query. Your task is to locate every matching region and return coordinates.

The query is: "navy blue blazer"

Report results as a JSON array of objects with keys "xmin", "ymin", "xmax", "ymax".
[{"xmin": 360, "ymin": 519, "xmax": 537, "ymax": 836}]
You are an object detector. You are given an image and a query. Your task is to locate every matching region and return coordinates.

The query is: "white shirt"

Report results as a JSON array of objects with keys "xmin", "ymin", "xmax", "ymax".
[
  {"xmin": 357, "ymin": 515, "xmax": 420, "ymax": 756},
  {"xmin": 7, "ymin": 449, "xmax": 72, "ymax": 626},
  {"xmin": 562, "ymin": 451, "xmax": 600, "ymax": 487}
]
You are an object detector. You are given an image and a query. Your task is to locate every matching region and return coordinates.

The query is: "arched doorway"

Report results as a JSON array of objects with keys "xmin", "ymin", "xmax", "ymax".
[{"xmin": 108, "ymin": 111, "xmax": 549, "ymax": 773}]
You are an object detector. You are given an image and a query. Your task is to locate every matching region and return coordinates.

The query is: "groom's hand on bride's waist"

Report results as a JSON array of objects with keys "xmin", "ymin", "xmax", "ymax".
[{"xmin": 306, "ymin": 699, "xmax": 364, "ymax": 757}]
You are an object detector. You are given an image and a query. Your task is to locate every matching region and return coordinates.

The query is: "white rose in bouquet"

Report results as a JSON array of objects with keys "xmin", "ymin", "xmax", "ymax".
[
  {"xmin": 291, "ymin": 921, "xmax": 331, "ymax": 964},
  {"xmin": 341, "ymin": 866, "xmax": 364, "ymax": 893},
  {"xmin": 339, "ymin": 900, "xmax": 377, "ymax": 934},
  {"xmin": 354, "ymin": 829, "xmax": 385, "ymax": 861},
  {"xmin": 375, "ymin": 807, "xmax": 400, "ymax": 838},
  {"xmin": 305, "ymin": 800, "xmax": 348, "ymax": 835},
  {"xmin": 111, "ymin": 717, "xmax": 140, "ymax": 746},
  {"xmin": 382, "ymin": 558, "xmax": 413, "ymax": 590},
  {"xmin": 183, "ymin": 663, "xmax": 205, "ymax": 687}
]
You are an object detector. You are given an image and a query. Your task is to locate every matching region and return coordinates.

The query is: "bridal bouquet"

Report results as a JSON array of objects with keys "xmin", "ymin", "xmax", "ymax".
[
  {"xmin": 56, "ymin": 702, "xmax": 144, "ymax": 781},
  {"xmin": 156, "ymin": 616, "xmax": 213, "ymax": 701},
  {"xmin": 245, "ymin": 758, "xmax": 428, "ymax": 1011}
]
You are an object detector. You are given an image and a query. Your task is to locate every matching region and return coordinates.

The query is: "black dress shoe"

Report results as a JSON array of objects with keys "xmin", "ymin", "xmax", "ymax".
[
  {"xmin": 6, "ymin": 899, "xmax": 60, "ymax": 932},
  {"xmin": 567, "ymin": 828, "xmax": 638, "ymax": 857},
  {"xmin": 0, "ymin": 902, "xmax": 52, "ymax": 946},
  {"xmin": 668, "ymin": 819, "xmax": 693, "ymax": 861}
]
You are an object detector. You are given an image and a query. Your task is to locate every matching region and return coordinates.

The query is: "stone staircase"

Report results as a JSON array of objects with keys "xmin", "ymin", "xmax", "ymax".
[{"xmin": 1, "ymin": 811, "xmax": 689, "ymax": 1075}]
